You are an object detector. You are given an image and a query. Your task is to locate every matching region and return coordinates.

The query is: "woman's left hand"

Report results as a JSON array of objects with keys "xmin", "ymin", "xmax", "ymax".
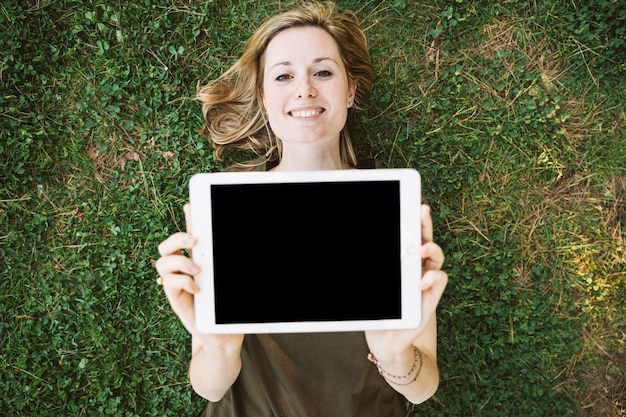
[{"xmin": 365, "ymin": 204, "xmax": 448, "ymax": 358}]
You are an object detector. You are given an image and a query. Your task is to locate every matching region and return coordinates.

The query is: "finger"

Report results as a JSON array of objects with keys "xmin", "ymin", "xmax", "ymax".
[
  {"xmin": 421, "ymin": 204, "xmax": 433, "ymax": 244},
  {"xmin": 155, "ymin": 254, "xmax": 200, "ymax": 278},
  {"xmin": 420, "ymin": 269, "xmax": 448, "ymax": 292},
  {"xmin": 420, "ymin": 241, "xmax": 445, "ymax": 271},
  {"xmin": 158, "ymin": 232, "xmax": 197, "ymax": 257},
  {"xmin": 159, "ymin": 275, "xmax": 199, "ymax": 335},
  {"xmin": 419, "ymin": 270, "xmax": 448, "ymax": 326},
  {"xmin": 161, "ymin": 272, "xmax": 200, "ymax": 295}
]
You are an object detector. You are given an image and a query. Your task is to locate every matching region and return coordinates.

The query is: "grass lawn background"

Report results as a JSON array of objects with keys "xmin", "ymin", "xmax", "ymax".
[{"xmin": 1, "ymin": 0, "xmax": 624, "ymax": 416}]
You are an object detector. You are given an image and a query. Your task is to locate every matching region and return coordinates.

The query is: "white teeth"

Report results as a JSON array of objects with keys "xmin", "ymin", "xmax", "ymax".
[{"xmin": 291, "ymin": 110, "xmax": 321, "ymax": 118}]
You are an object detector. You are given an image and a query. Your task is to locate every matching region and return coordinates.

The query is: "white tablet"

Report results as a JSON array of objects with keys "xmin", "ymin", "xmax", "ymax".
[{"xmin": 189, "ymin": 168, "xmax": 422, "ymax": 334}]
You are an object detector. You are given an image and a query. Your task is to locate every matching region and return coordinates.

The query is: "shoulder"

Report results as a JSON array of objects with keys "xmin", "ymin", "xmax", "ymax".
[{"xmin": 357, "ymin": 158, "xmax": 384, "ymax": 169}]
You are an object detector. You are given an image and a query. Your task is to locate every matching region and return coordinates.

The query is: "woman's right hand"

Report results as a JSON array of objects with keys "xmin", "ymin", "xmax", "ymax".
[
  {"xmin": 154, "ymin": 209, "xmax": 201, "ymax": 334},
  {"xmin": 154, "ymin": 205, "xmax": 242, "ymax": 343}
]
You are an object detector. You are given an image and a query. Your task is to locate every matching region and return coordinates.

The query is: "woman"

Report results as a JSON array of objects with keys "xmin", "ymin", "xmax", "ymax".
[{"xmin": 155, "ymin": 2, "xmax": 448, "ymax": 416}]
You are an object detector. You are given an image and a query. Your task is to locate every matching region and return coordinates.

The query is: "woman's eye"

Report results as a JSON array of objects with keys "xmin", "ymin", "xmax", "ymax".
[
  {"xmin": 275, "ymin": 74, "xmax": 292, "ymax": 82},
  {"xmin": 316, "ymin": 70, "xmax": 332, "ymax": 78}
]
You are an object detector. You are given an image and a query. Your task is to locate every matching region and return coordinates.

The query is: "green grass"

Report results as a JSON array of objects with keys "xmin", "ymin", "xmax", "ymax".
[{"xmin": 1, "ymin": 0, "xmax": 625, "ymax": 416}]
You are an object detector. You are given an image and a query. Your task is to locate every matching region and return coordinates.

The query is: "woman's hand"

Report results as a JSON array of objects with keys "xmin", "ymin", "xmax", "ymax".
[
  {"xmin": 365, "ymin": 204, "xmax": 448, "ymax": 361},
  {"xmin": 154, "ymin": 204, "xmax": 203, "ymax": 334},
  {"xmin": 155, "ymin": 204, "xmax": 244, "ymax": 345}
]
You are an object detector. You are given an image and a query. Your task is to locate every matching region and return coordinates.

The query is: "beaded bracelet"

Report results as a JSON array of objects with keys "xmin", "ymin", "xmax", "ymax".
[{"xmin": 367, "ymin": 346, "xmax": 423, "ymax": 386}]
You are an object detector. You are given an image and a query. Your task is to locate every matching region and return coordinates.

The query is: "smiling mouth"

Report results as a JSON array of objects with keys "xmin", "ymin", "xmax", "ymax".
[{"xmin": 289, "ymin": 109, "xmax": 324, "ymax": 118}]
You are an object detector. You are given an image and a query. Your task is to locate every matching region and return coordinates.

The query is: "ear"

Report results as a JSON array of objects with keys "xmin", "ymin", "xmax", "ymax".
[{"xmin": 348, "ymin": 82, "xmax": 357, "ymax": 107}]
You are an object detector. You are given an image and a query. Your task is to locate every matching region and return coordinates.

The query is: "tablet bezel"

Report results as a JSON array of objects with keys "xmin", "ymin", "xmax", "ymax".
[{"xmin": 189, "ymin": 168, "xmax": 422, "ymax": 334}]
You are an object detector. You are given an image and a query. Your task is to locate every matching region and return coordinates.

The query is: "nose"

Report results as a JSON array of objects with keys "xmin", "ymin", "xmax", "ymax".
[{"xmin": 295, "ymin": 76, "xmax": 317, "ymax": 99}]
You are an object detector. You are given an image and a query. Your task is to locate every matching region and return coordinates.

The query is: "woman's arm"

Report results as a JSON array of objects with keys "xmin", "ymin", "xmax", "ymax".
[
  {"xmin": 155, "ymin": 204, "xmax": 244, "ymax": 401},
  {"xmin": 365, "ymin": 205, "xmax": 448, "ymax": 404},
  {"xmin": 366, "ymin": 301, "xmax": 442, "ymax": 404},
  {"xmin": 189, "ymin": 333, "xmax": 244, "ymax": 401}
]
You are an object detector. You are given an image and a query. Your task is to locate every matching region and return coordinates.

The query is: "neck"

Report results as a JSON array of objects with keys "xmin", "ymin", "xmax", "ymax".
[{"xmin": 272, "ymin": 143, "xmax": 348, "ymax": 171}]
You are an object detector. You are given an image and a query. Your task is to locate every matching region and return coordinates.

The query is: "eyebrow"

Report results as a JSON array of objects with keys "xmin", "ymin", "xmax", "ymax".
[{"xmin": 270, "ymin": 57, "xmax": 338, "ymax": 70}]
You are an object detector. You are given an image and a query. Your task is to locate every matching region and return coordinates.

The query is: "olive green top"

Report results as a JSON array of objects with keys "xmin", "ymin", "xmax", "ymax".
[{"xmin": 198, "ymin": 332, "xmax": 404, "ymax": 417}]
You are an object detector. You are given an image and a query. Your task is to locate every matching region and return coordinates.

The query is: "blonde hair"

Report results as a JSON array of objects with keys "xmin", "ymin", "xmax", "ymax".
[{"xmin": 197, "ymin": 1, "xmax": 373, "ymax": 167}]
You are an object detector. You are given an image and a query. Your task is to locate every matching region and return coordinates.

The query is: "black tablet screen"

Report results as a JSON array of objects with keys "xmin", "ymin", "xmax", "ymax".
[{"xmin": 210, "ymin": 181, "xmax": 401, "ymax": 324}]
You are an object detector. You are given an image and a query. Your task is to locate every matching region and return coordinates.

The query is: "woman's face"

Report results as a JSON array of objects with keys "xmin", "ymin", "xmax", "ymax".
[{"xmin": 261, "ymin": 26, "xmax": 355, "ymax": 148}]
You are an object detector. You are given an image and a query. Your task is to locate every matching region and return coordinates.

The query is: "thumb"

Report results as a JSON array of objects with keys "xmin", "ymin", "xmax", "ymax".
[
  {"xmin": 184, "ymin": 203, "xmax": 193, "ymax": 258},
  {"xmin": 184, "ymin": 203, "xmax": 192, "ymax": 234}
]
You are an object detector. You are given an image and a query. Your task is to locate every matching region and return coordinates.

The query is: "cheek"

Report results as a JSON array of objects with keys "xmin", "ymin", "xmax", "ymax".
[
  {"xmin": 262, "ymin": 91, "xmax": 282, "ymax": 117},
  {"xmin": 260, "ymin": 93, "xmax": 282, "ymax": 134}
]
